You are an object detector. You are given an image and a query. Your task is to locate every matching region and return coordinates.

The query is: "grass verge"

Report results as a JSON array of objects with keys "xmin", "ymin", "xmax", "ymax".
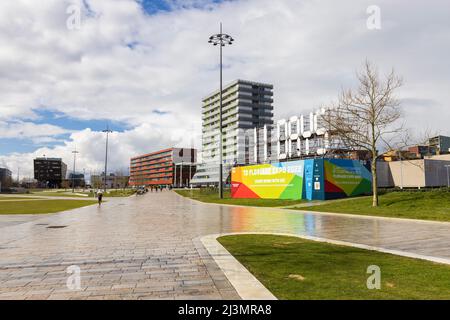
[
  {"xmin": 218, "ymin": 234, "xmax": 450, "ymax": 300},
  {"xmin": 29, "ymin": 189, "xmax": 136, "ymax": 198},
  {"xmin": 175, "ymin": 189, "xmax": 305, "ymax": 207},
  {"xmin": 0, "ymin": 197, "xmax": 39, "ymax": 200},
  {"xmin": 29, "ymin": 191, "xmax": 87, "ymax": 198},
  {"xmin": 0, "ymin": 200, "xmax": 98, "ymax": 215},
  {"xmin": 297, "ymin": 190, "xmax": 450, "ymax": 222}
]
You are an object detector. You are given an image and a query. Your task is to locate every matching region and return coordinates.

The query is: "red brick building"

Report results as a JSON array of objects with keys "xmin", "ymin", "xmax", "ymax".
[{"xmin": 129, "ymin": 148, "xmax": 196, "ymax": 187}]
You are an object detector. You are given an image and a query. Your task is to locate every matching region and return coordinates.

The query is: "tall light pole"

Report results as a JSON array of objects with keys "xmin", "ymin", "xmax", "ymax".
[
  {"xmin": 102, "ymin": 126, "xmax": 113, "ymax": 193},
  {"xmin": 180, "ymin": 161, "xmax": 183, "ymax": 188},
  {"xmin": 174, "ymin": 164, "xmax": 177, "ymax": 188},
  {"xmin": 398, "ymin": 150, "xmax": 404, "ymax": 190},
  {"xmin": 83, "ymin": 168, "xmax": 86, "ymax": 192},
  {"xmin": 189, "ymin": 162, "xmax": 192, "ymax": 189},
  {"xmin": 72, "ymin": 150, "xmax": 79, "ymax": 193},
  {"xmin": 445, "ymin": 165, "xmax": 450, "ymax": 188},
  {"xmin": 208, "ymin": 23, "xmax": 234, "ymax": 199}
]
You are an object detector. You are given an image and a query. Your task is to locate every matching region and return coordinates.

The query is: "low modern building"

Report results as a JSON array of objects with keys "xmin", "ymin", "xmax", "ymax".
[
  {"xmin": 129, "ymin": 148, "xmax": 197, "ymax": 187},
  {"xmin": 0, "ymin": 167, "xmax": 12, "ymax": 191},
  {"xmin": 428, "ymin": 135, "xmax": 450, "ymax": 155},
  {"xmin": 425, "ymin": 154, "xmax": 450, "ymax": 161},
  {"xmin": 33, "ymin": 158, "xmax": 67, "ymax": 188},
  {"xmin": 377, "ymin": 159, "xmax": 450, "ymax": 188},
  {"xmin": 380, "ymin": 150, "xmax": 418, "ymax": 162},
  {"xmin": 68, "ymin": 173, "xmax": 86, "ymax": 188},
  {"xmin": 408, "ymin": 145, "xmax": 436, "ymax": 159},
  {"xmin": 91, "ymin": 173, "xmax": 129, "ymax": 189}
]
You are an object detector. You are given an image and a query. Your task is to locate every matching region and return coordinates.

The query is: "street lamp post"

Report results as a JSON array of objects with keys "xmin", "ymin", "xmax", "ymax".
[
  {"xmin": 445, "ymin": 165, "xmax": 450, "ymax": 188},
  {"xmin": 180, "ymin": 161, "xmax": 183, "ymax": 188},
  {"xmin": 398, "ymin": 150, "xmax": 404, "ymax": 190},
  {"xmin": 189, "ymin": 162, "xmax": 192, "ymax": 189},
  {"xmin": 174, "ymin": 164, "xmax": 177, "ymax": 188},
  {"xmin": 208, "ymin": 23, "xmax": 234, "ymax": 199},
  {"xmin": 72, "ymin": 150, "xmax": 79, "ymax": 193},
  {"xmin": 102, "ymin": 126, "xmax": 113, "ymax": 193}
]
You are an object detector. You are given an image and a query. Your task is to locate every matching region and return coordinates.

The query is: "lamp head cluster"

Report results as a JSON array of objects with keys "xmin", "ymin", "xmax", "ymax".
[{"xmin": 208, "ymin": 33, "xmax": 234, "ymax": 46}]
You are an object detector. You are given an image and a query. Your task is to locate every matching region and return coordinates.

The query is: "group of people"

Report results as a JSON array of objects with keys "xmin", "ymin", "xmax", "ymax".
[
  {"xmin": 134, "ymin": 184, "xmax": 175, "ymax": 196},
  {"xmin": 150, "ymin": 185, "xmax": 165, "ymax": 192}
]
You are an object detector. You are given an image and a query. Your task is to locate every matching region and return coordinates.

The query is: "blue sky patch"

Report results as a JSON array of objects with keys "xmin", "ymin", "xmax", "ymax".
[
  {"xmin": 139, "ymin": 0, "xmax": 228, "ymax": 15},
  {"xmin": 0, "ymin": 110, "xmax": 130, "ymax": 155},
  {"xmin": 32, "ymin": 109, "xmax": 129, "ymax": 133},
  {"xmin": 0, "ymin": 137, "xmax": 64, "ymax": 155},
  {"xmin": 139, "ymin": 0, "xmax": 172, "ymax": 15}
]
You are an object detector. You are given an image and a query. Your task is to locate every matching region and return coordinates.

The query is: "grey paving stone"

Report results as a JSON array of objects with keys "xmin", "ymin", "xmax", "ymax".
[{"xmin": 1, "ymin": 191, "xmax": 450, "ymax": 300}]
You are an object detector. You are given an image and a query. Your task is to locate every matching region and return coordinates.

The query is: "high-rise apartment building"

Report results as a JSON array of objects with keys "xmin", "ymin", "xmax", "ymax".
[
  {"xmin": 91, "ymin": 173, "xmax": 129, "ymax": 189},
  {"xmin": 191, "ymin": 79, "xmax": 274, "ymax": 186}
]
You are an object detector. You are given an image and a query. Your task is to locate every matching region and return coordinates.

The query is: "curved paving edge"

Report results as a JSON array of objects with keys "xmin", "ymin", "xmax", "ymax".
[
  {"xmin": 200, "ymin": 234, "xmax": 277, "ymax": 300},
  {"xmin": 201, "ymin": 231, "xmax": 450, "ymax": 300}
]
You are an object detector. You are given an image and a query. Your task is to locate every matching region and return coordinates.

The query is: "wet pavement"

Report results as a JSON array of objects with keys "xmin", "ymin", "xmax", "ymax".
[{"xmin": 1, "ymin": 191, "xmax": 450, "ymax": 300}]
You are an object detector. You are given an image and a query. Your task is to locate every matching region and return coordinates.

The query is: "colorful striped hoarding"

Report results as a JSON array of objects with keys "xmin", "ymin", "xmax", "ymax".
[
  {"xmin": 231, "ymin": 161, "xmax": 304, "ymax": 199},
  {"xmin": 322, "ymin": 159, "xmax": 372, "ymax": 200},
  {"xmin": 231, "ymin": 159, "xmax": 372, "ymax": 200}
]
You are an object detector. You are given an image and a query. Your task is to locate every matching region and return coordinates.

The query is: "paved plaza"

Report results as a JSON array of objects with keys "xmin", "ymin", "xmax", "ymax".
[{"xmin": 1, "ymin": 191, "xmax": 450, "ymax": 300}]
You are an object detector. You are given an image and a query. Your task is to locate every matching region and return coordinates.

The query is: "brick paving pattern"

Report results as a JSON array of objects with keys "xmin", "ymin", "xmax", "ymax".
[{"xmin": 1, "ymin": 191, "xmax": 450, "ymax": 299}]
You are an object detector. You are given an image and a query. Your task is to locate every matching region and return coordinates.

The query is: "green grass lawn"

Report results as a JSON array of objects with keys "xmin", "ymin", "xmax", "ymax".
[
  {"xmin": 175, "ymin": 189, "xmax": 306, "ymax": 207},
  {"xmin": 0, "ymin": 197, "xmax": 39, "ymax": 200},
  {"xmin": 28, "ymin": 189, "xmax": 135, "ymax": 198},
  {"xmin": 218, "ymin": 234, "xmax": 450, "ymax": 300},
  {"xmin": 297, "ymin": 190, "xmax": 450, "ymax": 222},
  {"xmin": 0, "ymin": 200, "xmax": 98, "ymax": 215},
  {"xmin": 29, "ymin": 191, "xmax": 87, "ymax": 198}
]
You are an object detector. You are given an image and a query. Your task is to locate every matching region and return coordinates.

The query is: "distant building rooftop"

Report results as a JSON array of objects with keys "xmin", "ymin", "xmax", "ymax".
[{"xmin": 34, "ymin": 157, "xmax": 63, "ymax": 161}]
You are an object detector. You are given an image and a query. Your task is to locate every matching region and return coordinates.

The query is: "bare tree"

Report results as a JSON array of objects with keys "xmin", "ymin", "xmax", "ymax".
[
  {"xmin": 322, "ymin": 60, "xmax": 404, "ymax": 207},
  {"xmin": 61, "ymin": 180, "xmax": 70, "ymax": 190},
  {"xmin": 91, "ymin": 175, "xmax": 102, "ymax": 190}
]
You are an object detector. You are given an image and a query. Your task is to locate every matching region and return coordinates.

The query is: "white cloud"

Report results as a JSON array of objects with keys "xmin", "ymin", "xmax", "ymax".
[
  {"xmin": 0, "ymin": 0, "xmax": 449, "ymax": 177},
  {"xmin": 0, "ymin": 121, "xmax": 71, "ymax": 139}
]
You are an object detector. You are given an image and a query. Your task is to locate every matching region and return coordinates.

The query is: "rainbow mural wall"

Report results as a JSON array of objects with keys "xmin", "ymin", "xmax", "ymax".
[
  {"xmin": 231, "ymin": 159, "xmax": 372, "ymax": 200},
  {"xmin": 231, "ymin": 161, "xmax": 305, "ymax": 200}
]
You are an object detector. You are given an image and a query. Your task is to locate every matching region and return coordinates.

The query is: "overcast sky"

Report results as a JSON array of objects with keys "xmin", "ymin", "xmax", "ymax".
[{"xmin": 0, "ymin": 0, "xmax": 449, "ymax": 179}]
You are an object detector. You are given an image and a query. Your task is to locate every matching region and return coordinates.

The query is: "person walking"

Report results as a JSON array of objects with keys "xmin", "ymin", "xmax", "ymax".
[{"xmin": 97, "ymin": 190, "xmax": 103, "ymax": 206}]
